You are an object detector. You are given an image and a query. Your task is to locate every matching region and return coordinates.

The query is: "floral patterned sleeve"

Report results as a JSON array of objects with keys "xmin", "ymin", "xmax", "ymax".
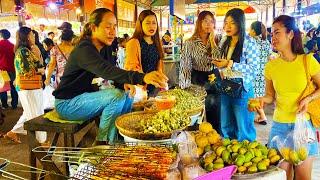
[{"xmin": 15, "ymin": 47, "xmax": 41, "ymax": 76}]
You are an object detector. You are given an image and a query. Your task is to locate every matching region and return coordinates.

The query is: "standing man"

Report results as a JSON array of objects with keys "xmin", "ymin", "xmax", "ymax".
[
  {"xmin": 39, "ymin": 24, "xmax": 47, "ymax": 42},
  {"xmin": 0, "ymin": 29, "xmax": 18, "ymax": 109}
]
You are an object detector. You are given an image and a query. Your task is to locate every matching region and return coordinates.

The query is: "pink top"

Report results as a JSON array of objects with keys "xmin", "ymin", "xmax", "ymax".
[{"xmin": 50, "ymin": 46, "xmax": 70, "ymax": 85}]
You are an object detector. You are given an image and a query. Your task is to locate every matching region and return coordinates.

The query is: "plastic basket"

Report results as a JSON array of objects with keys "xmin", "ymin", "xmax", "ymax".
[{"xmin": 194, "ymin": 165, "xmax": 237, "ymax": 180}]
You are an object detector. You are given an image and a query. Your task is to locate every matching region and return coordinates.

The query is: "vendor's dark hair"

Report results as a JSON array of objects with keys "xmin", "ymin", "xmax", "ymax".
[
  {"xmin": 221, "ymin": 8, "xmax": 245, "ymax": 63},
  {"xmin": 80, "ymin": 8, "xmax": 113, "ymax": 41},
  {"xmin": 273, "ymin": 15, "xmax": 304, "ymax": 54},
  {"xmin": 251, "ymin": 21, "xmax": 267, "ymax": 40},
  {"xmin": 0, "ymin": 29, "xmax": 11, "ymax": 39},
  {"xmin": 15, "ymin": 26, "xmax": 32, "ymax": 52}
]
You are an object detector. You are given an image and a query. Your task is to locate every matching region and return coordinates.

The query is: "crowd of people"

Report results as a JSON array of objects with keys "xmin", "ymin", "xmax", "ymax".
[{"xmin": 0, "ymin": 6, "xmax": 319, "ymax": 180}]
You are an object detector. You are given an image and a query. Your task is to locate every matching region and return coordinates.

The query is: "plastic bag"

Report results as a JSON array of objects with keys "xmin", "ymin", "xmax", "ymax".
[
  {"xmin": 171, "ymin": 131, "xmax": 198, "ymax": 166},
  {"xmin": 133, "ymin": 85, "xmax": 147, "ymax": 103},
  {"xmin": 272, "ymin": 113, "xmax": 316, "ymax": 165},
  {"xmin": 43, "ymin": 85, "xmax": 55, "ymax": 110}
]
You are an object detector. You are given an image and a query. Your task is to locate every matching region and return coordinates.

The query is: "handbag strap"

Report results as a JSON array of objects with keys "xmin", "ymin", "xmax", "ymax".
[
  {"xmin": 302, "ymin": 54, "xmax": 313, "ymax": 86},
  {"xmin": 55, "ymin": 44, "xmax": 68, "ymax": 62}
]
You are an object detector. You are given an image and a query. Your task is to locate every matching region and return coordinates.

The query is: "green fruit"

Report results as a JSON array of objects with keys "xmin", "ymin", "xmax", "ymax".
[
  {"xmin": 204, "ymin": 145, "xmax": 212, "ymax": 152},
  {"xmin": 232, "ymin": 153, "xmax": 239, "ymax": 160},
  {"xmin": 242, "ymin": 140, "xmax": 250, "ymax": 145},
  {"xmin": 252, "ymin": 157, "xmax": 263, "ymax": 163},
  {"xmin": 214, "ymin": 158, "xmax": 224, "ymax": 164},
  {"xmin": 247, "ymin": 165, "xmax": 258, "ymax": 174},
  {"xmin": 231, "ymin": 144, "xmax": 242, "ymax": 153},
  {"xmin": 253, "ymin": 149, "xmax": 262, "ymax": 157},
  {"xmin": 244, "ymin": 151, "xmax": 254, "ymax": 163},
  {"xmin": 257, "ymin": 162, "xmax": 267, "ymax": 171},
  {"xmin": 290, "ymin": 151, "xmax": 300, "ymax": 164},
  {"xmin": 227, "ymin": 144, "xmax": 233, "ymax": 152},
  {"xmin": 249, "ymin": 141, "xmax": 259, "ymax": 149},
  {"xmin": 222, "ymin": 150, "xmax": 231, "ymax": 162},
  {"xmin": 237, "ymin": 166, "xmax": 247, "ymax": 173},
  {"xmin": 297, "ymin": 147, "xmax": 308, "ymax": 161},
  {"xmin": 268, "ymin": 148, "xmax": 278, "ymax": 159},
  {"xmin": 239, "ymin": 148, "xmax": 247, "ymax": 155},
  {"xmin": 270, "ymin": 155, "xmax": 281, "ymax": 164},
  {"xmin": 222, "ymin": 138, "xmax": 231, "ymax": 147},
  {"xmin": 216, "ymin": 146, "xmax": 226, "ymax": 157},
  {"xmin": 262, "ymin": 158, "xmax": 270, "ymax": 167},
  {"xmin": 235, "ymin": 157, "xmax": 245, "ymax": 167},
  {"xmin": 231, "ymin": 139, "xmax": 239, "ymax": 145},
  {"xmin": 243, "ymin": 162, "xmax": 253, "ymax": 167},
  {"xmin": 205, "ymin": 162, "xmax": 214, "ymax": 172},
  {"xmin": 212, "ymin": 163, "xmax": 224, "ymax": 170}
]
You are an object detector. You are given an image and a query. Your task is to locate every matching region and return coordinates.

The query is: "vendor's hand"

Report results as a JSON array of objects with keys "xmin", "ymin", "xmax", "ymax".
[
  {"xmin": 144, "ymin": 71, "xmax": 168, "ymax": 88},
  {"xmin": 124, "ymin": 84, "xmax": 136, "ymax": 98},
  {"xmin": 212, "ymin": 59, "xmax": 229, "ymax": 68},
  {"xmin": 248, "ymin": 98, "xmax": 264, "ymax": 112},
  {"xmin": 297, "ymin": 97, "xmax": 310, "ymax": 114},
  {"xmin": 44, "ymin": 79, "xmax": 50, "ymax": 86}
]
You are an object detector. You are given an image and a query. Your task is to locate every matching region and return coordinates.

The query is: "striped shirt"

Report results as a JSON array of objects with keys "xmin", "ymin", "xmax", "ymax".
[{"xmin": 179, "ymin": 38, "xmax": 220, "ymax": 89}]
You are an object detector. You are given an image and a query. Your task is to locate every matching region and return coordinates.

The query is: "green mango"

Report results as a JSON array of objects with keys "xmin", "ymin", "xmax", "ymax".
[
  {"xmin": 239, "ymin": 147, "xmax": 247, "ymax": 155},
  {"xmin": 204, "ymin": 145, "xmax": 211, "ymax": 153},
  {"xmin": 243, "ymin": 162, "xmax": 253, "ymax": 167},
  {"xmin": 222, "ymin": 138, "xmax": 231, "ymax": 147},
  {"xmin": 253, "ymin": 149, "xmax": 262, "ymax": 157},
  {"xmin": 216, "ymin": 146, "xmax": 226, "ymax": 157},
  {"xmin": 235, "ymin": 155, "xmax": 245, "ymax": 167},
  {"xmin": 231, "ymin": 144, "xmax": 242, "ymax": 153},
  {"xmin": 252, "ymin": 156, "xmax": 263, "ymax": 163},
  {"xmin": 248, "ymin": 141, "xmax": 259, "ymax": 149},
  {"xmin": 257, "ymin": 162, "xmax": 267, "ymax": 171},
  {"xmin": 222, "ymin": 150, "xmax": 231, "ymax": 163},
  {"xmin": 244, "ymin": 151, "xmax": 254, "ymax": 163},
  {"xmin": 212, "ymin": 163, "xmax": 224, "ymax": 170},
  {"xmin": 247, "ymin": 165, "xmax": 258, "ymax": 174},
  {"xmin": 205, "ymin": 162, "xmax": 214, "ymax": 172},
  {"xmin": 214, "ymin": 158, "xmax": 224, "ymax": 164}
]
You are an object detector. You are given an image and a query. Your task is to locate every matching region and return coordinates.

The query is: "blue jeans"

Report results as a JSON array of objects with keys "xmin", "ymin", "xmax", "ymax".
[
  {"xmin": 220, "ymin": 88, "xmax": 256, "ymax": 141},
  {"xmin": 0, "ymin": 71, "xmax": 18, "ymax": 108},
  {"xmin": 268, "ymin": 121, "xmax": 319, "ymax": 157},
  {"xmin": 55, "ymin": 88, "xmax": 133, "ymax": 143}
]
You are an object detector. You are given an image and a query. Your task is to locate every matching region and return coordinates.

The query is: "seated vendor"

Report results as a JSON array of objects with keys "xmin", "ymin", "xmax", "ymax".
[{"xmin": 52, "ymin": 8, "xmax": 168, "ymax": 144}]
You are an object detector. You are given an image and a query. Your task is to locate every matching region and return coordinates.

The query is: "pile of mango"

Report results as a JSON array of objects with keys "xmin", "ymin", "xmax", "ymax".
[
  {"xmin": 200, "ymin": 138, "xmax": 281, "ymax": 174},
  {"xmin": 280, "ymin": 146, "xmax": 308, "ymax": 165},
  {"xmin": 193, "ymin": 122, "xmax": 222, "ymax": 156}
]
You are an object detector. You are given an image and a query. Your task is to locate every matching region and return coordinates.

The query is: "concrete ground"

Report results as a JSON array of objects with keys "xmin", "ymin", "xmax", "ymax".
[{"xmin": 0, "ymin": 104, "xmax": 319, "ymax": 179}]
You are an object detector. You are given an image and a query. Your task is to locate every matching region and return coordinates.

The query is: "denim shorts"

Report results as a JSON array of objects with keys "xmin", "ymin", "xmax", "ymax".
[{"xmin": 268, "ymin": 120, "xmax": 319, "ymax": 157}]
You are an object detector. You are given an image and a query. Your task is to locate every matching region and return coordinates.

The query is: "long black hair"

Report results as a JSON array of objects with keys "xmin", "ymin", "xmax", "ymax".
[
  {"xmin": 79, "ymin": 8, "xmax": 113, "ymax": 41},
  {"xmin": 221, "ymin": 8, "xmax": 245, "ymax": 63}
]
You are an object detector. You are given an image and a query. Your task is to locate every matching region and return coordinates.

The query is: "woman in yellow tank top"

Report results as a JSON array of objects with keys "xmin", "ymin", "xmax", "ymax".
[{"xmin": 249, "ymin": 15, "xmax": 320, "ymax": 180}]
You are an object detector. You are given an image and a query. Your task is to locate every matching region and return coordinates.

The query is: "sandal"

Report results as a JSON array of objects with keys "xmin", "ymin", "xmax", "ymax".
[
  {"xmin": 258, "ymin": 120, "xmax": 267, "ymax": 125},
  {"xmin": 4, "ymin": 131, "xmax": 21, "ymax": 144}
]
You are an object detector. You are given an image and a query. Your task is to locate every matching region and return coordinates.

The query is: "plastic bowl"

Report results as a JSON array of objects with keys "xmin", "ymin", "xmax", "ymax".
[
  {"xmin": 155, "ymin": 95, "xmax": 176, "ymax": 110},
  {"xmin": 119, "ymin": 131, "xmax": 172, "ymax": 144}
]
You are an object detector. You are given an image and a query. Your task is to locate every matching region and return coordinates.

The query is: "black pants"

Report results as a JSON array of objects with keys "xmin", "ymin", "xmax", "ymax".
[{"xmin": 191, "ymin": 69, "xmax": 221, "ymax": 133}]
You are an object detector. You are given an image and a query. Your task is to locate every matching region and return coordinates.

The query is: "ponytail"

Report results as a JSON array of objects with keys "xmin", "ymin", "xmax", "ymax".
[{"xmin": 79, "ymin": 23, "xmax": 92, "ymax": 41}]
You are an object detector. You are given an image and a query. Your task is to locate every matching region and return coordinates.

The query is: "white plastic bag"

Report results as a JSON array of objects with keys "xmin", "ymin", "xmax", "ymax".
[
  {"xmin": 43, "ymin": 85, "xmax": 55, "ymax": 110},
  {"xmin": 133, "ymin": 85, "xmax": 147, "ymax": 103}
]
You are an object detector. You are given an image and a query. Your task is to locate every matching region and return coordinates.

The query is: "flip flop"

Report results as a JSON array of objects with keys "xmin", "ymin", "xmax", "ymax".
[{"xmin": 258, "ymin": 120, "xmax": 267, "ymax": 125}]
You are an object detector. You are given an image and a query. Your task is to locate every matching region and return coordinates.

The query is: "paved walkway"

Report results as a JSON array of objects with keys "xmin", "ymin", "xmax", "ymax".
[{"xmin": 0, "ymin": 105, "xmax": 319, "ymax": 179}]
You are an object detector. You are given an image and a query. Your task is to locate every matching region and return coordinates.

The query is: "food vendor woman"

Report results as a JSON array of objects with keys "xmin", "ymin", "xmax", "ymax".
[
  {"xmin": 124, "ymin": 10, "xmax": 164, "ymax": 97},
  {"xmin": 53, "ymin": 8, "xmax": 168, "ymax": 144}
]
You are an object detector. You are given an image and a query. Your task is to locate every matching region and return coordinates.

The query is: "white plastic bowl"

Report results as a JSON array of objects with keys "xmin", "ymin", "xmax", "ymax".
[{"xmin": 119, "ymin": 131, "xmax": 172, "ymax": 144}]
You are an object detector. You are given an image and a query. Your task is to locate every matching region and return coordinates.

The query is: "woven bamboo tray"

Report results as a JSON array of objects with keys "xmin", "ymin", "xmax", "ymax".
[{"xmin": 115, "ymin": 111, "xmax": 188, "ymax": 140}]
